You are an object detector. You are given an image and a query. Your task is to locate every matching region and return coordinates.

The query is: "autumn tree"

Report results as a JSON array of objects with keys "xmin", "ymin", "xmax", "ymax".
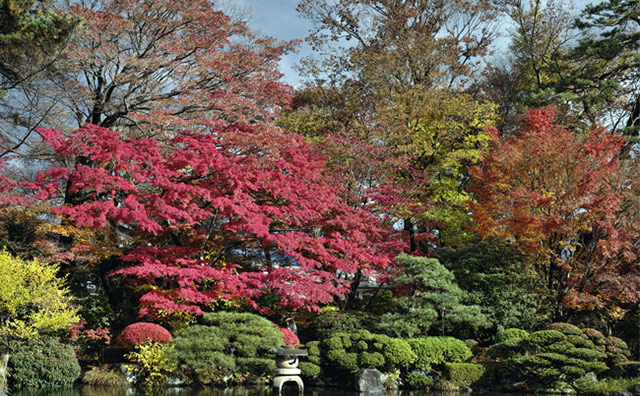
[
  {"xmin": 469, "ymin": 108, "xmax": 640, "ymax": 322},
  {"xmin": 0, "ymin": 0, "xmax": 296, "ymax": 162},
  {"xmin": 24, "ymin": 119, "xmax": 403, "ymax": 320},
  {"xmin": 292, "ymin": 0, "xmax": 500, "ymax": 250}
]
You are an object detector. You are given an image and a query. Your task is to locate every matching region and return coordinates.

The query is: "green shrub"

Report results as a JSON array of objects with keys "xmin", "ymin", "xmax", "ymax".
[
  {"xmin": 583, "ymin": 328, "xmax": 606, "ymax": 345},
  {"xmin": 548, "ymin": 323, "xmax": 583, "ymax": 336},
  {"xmin": 579, "ymin": 377, "xmax": 640, "ymax": 396},
  {"xmin": 310, "ymin": 311, "xmax": 372, "ymax": 339},
  {"xmin": 526, "ymin": 330, "xmax": 566, "ymax": 346},
  {"xmin": 326, "ymin": 350, "xmax": 358, "ymax": 371},
  {"xmin": 408, "ymin": 337, "xmax": 472, "ymax": 370},
  {"xmin": 169, "ymin": 312, "xmax": 283, "ymax": 386},
  {"xmin": 383, "ymin": 338, "xmax": 416, "ymax": 369},
  {"xmin": 405, "ymin": 371, "xmax": 435, "ymax": 389},
  {"xmin": 299, "ymin": 362, "xmax": 321, "ymax": 378},
  {"xmin": 495, "ymin": 328, "xmax": 529, "ymax": 343},
  {"xmin": 320, "ymin": 330, "xmax": 416, "ymax": 373},
  {"xmin": 358, "ymin": 352, "xmax": 385, "ymax": 368},
  {"xmin": 2, "ymin": 335, "xmax": 81, "ymax": 390},
  {"xmin": 444, "ymin": 362, "xmax": 487, "ymax": 388},
  {"xmin": 488, "ymin": 322, "xmax": 612, "ymax": 388}
]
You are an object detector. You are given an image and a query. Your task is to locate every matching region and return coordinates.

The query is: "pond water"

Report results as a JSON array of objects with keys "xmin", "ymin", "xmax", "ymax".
[{"xmin": 11, "ymin": 386, "xmax": 526, "ymax": 396}]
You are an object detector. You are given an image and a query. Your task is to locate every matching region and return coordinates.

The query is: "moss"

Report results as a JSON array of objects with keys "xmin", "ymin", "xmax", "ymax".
[{"xmin": 444, "ymin": 362, "xmax": 487, "ymax": 388}]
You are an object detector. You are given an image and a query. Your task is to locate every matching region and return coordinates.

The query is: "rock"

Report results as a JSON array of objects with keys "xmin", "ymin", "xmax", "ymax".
[
  {"xmin": 573, "ymin": 372, "xmax": 598, "ymax": 390},
  {"xmin": 355, "ymin": 369, "xmax": 385, "ymax": 393},
  {"xmin": 461, "ymin": 386, "xmax": 473, "ymax": 393},
  {"xmin": 118, "ymin": 363, "xmax": 139, "ymax": 384},
  {"xmin": 611, "ymin": 391, "xmax": 632, "ymax": 396},
  {"xmin": 610, "ymin": 362, "xmax": 640, "ymax": 379},
  {"xmin": 166, "ymin": 375, "xmax": 186, "ymax": 387}
]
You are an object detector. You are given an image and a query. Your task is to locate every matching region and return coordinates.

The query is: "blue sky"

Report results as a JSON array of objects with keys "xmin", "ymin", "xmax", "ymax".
[
  {"xmin": 237, "ymin": 0, "xmax": 595, "ymax": 88},
  {"xmin": 235, "ymin": 0, "xmax": 314, "ymax": 87}
]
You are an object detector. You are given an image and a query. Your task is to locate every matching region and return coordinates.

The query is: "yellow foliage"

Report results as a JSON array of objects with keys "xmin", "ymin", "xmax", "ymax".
[{"xmin": 0, "ymin": 249, "xmax": 79, "ymax": 338}]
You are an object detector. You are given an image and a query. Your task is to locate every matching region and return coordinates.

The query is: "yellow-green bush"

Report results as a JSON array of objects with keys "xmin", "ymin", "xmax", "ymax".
[
  {"xmin": 0, "ymin": 249, "xmax": 79, "ymax": 339},
  {"xmin": 444, "ymin": 362, "xmax": 488, "ymax": 388},
  {"xmin": 126, "ymin": 341, "xmax": 176, "ymax": 388}
]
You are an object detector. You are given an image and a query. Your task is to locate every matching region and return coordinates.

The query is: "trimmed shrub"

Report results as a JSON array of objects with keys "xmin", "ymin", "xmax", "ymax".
[
  {"xmin": 383, "ymin": 338, "xmax": 416, "ymax": 369},
  {"xmin": 169, "ymin": 312, "xmax": 283, "ymax": 386},
  {"xmin": 319, "ymin": 330, "xmax": 416, "ymax": 373},
  {"xmin": 495, "ymin": 328, "xmax": 529, "ymax": 343},
  {"xmin": 310, "ymin": 311, "xmax": 372, "ymax": 340},
  {"xmin": 299, "ymin": 362, "xmax": 321, "ymax": 378},
  {"xmin": 279, "ymin": 327, "xmax": 299, "ymax": 346},
  {"xmin": 408, "ymin": 337, "xmax": 472, "ymax": 370},
  {"xmin": 405, "ymin": 371, "xmax": 435, "ymax": 389},
  {"xmin": 548, "ymin": 322, "xmax": 583, "ymax": 336},
  {"xmin": 488, "ymin": 322, "xmax": 612, "ymax": 389},
  {"xmin": 526, "ymin": 330, "xmax": 566, "ymax": 346},
  {"xmin": 2, "ymin": 335, "xmax": 81, "ymax": 390},
  {"xmin": 116, "ymin": 322, "xmax": 172, "ymax": 349},
  {"xmin": 126, "ymin": 341, "xmax": 176, "ymax": 388},
  {"xmin": 444, "ymin": 362, "xmax": 487, "ymax": 388}
]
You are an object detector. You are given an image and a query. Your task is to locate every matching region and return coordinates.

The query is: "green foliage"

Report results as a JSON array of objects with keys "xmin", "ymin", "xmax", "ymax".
[
  {"xmin": 408, "ymin": 337, "xmax": 472, "ymax": 370},
  {"xmin": 443, "ymin": 362, "xmax": 487, "ymax": 388},
  {"xmin": 319, "ymin": 330, "xmax": 416, "ymax": 373},
  {"xmin": 0, "ymin": 0, "xmax": 80, "ymax": 87},
  {"xmin": 383, "ymin": 338, "xmax": 416, "ymax": 369},
  {"xmin": 375, "ymin": 255, "xmax": 489, "ymax": 339},
  {"xmin": 169, "ymin": 312, "xmax": 283, "ymax": 386},
  {"xmin": 488, "ymin": 323, "xmax": 613, "ymax": 388},
  {"xmin": 495, "ymin": 328, "xmax": 529, "ymax": 343},
  {"xmin": 439, "ymin": 240, "xmax": 553, "ymax": 332},
  {"xmin": 310, "ymin": 310, "xmax": 372, "ymax": 340},
  {"xmin": 126, "ymin": 341, "xmax": 176, "ymax": 388},
  {"xmin": 0, "ymin": 249, "xmax": 79, "ymax": 339},
  {"xmin": 548, "ymin": 322, "xmax": 583, "ymax": 336},
  {"xmin": 579, "ymin": 377, "xmax": 640, "ymax": 396},
  {"xmin": 405, "ymin": 371, "xmax": 435, "ymax": 389},
  {"xmin": 1, "ymin": 334, "xmax": 80, "ymax": 390},
  {"xmin": 299, "ymin": 361, "xmax": 321, "ymax": 378}
]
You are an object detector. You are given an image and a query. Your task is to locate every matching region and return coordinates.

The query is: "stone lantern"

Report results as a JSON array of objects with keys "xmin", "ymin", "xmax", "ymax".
[{"xmin": 268, "ymin": 347, "xmax": 308, "ymax": 395}]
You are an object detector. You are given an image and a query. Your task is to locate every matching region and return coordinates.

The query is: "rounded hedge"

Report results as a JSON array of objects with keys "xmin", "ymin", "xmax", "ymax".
[
  {"xmin": 116, "ymin": 322, "xmax": 172, "ymax": 348},
  {"xmin": 3, "ymin": 335, "xmax": 81, "ymax": 390},
  {"xmin": 495, "ymin": 328, "xmax": 529, "ymax": 343},
  {"xmin": 408, "ymin": 337, "xmax": 472, "ymax": 370}
]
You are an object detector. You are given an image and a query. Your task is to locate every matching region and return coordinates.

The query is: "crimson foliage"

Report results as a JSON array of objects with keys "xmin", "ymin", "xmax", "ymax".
[
  {"xmin": 28, "ymin": 122, "xmax": 403, "ymax": 318},
  {"xmin": 116, "ymin": 322, "xmax": 172, "ymax": 348}
]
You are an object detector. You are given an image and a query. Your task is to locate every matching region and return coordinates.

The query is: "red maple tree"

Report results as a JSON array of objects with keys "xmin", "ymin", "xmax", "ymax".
[
  {"xmin": 469, "ymin": 108, "xmax": 640, "ymax": 320},
  {"xmin": 28, "ymin": 121, "xmax": 403, "ymax": 318}
]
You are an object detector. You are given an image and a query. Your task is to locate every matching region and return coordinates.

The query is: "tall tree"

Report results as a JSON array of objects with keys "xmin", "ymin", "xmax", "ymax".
[
  {"xmin": 469, "ymin": 107, "xmax": 640, "ymax": 322},
  {"xmin": 0, "ymin": 0, "xmax": 296, "ymax": 162},
  {"xmin": 0, "ymin": 0, "xmax": 80, "ymax": 91},
  {"xmin": 293, "ymin": 0, "xmax": 500, "ymax": 250}
]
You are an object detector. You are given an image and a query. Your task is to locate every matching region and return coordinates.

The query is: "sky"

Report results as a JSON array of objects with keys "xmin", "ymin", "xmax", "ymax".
[
  {"xmin": 235, "ymin": 0, "xmax": 595, "ymax": 88},
  {"xmin": 234, "ymin": 0, "xmax": 314, "ymax": 87}
]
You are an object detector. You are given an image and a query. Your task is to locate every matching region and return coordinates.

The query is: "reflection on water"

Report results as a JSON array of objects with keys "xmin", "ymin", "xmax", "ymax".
[{"xmin": 11, "ymin": 386, "xmax": 505, "ymax": 396}]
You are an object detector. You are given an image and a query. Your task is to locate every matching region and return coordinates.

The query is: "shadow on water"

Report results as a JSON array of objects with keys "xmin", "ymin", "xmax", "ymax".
[{"xmin": 10, "ymin": 386, "xmax": 529, "ymax": 396}]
